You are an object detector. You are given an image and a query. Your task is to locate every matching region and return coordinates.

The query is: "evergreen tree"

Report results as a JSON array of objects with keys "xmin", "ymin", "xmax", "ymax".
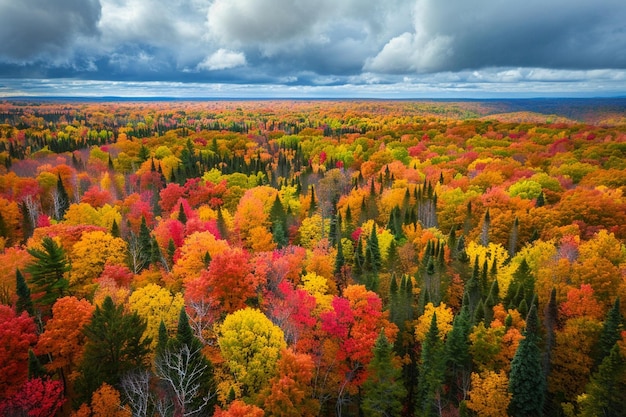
[
  {"xmin": 535, "ymin": 191, "xmax": 545, "ymax": 208},
  {"xmin": 111, "ymin": 218, "xmax": 121, "ymax": 238},
  {"xmin": 156, "ymin": 307, "xmax": 216, "ymax": 416},
  {"xmin": 19, "ymin": 202, "xmax": 34, "ymax": 243},
  {"xmin": 15, "ymin": 268, "xmax": 35, "ymax": 317},
  {"xmin": 508, "ymin": 304, "xmax": 546, "ymax": 417},
  {"xmin": 28, "ymin": 349, "xmax": 47, "ymax": 380},
  {"xmin": 334, "ymin": 238, "xmax": 345, "ymax": 277},
  {"xmin": 481, "ymin": 208, "xmax": 490, "ymax": 246},
  {"xmin": 55, "ymin": 174, "xmax": 70, "ymax": 220},
  {"xmin": 445, "ymin": 305, "xmax": 472, "ymax": 405},
  {"xmin": 25, "ymin": 236, "xmax": 71, "ymax": 312},
  {"xmin": 367, "ymin": 224, "xmax": 382, "ymax": 272},
  {"xmin": 596, "ymin": 297, "xmax": 623, "ymax": 367},
  {"xmin": 138, "ymin": 216, "xmax": 152, "ymax": 269},
  {"xmin": 362, "ymin": 330, "xmax": 407, "ymax": 417},
  {"xmin": 578, "ymin": 344, "xmax": 626, "ymax": 417},
  {"xmin": 178, "ymin": 202, "xmax": 187, "ymax": 224},
  {"xmin": 78, "ymin": 296, "xmax": 151, "ymax": 401},
  {"xmin": 216, "ymin": 206, "xmax": 228, "ymax": 240},
  {"xmin": 167, "ymin": 238, "xmax": 177, "ymax": 264},
  {"xmin": 308, "ymin": 186, "xmax": 317, "ymax": 215},
  {"xmin": 416, "ymin": 313, "xmax": 445, "ymax": 417}
]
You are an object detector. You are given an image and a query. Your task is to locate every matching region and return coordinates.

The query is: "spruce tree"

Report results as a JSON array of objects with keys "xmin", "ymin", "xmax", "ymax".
[
  {"xmin": 362, "ymin": 330, "xmax": 407, "ymax": 417},
  {"xmin": 508, "ymin": 304, "xmax": 546, "ymax": 417}
]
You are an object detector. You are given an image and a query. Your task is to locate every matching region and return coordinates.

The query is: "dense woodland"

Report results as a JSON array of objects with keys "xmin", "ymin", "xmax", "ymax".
[{"xmin": 0, "ymin": 99, "xmax": 625, "ymax": 417}]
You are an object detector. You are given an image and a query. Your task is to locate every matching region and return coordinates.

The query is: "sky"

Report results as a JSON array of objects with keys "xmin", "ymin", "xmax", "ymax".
[{"xmin": 1, "ymin": 0, "xmax": 626, "ymax": 98}]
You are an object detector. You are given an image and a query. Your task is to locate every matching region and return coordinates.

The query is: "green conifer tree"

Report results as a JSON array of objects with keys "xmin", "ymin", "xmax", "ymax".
[
  {"xmin": 362, "ymin": 330, "xmax": 407, "ymax": 417},
  {"xmin": 508, "ymin": 304, "xmax": 546, "ymax": 417}
]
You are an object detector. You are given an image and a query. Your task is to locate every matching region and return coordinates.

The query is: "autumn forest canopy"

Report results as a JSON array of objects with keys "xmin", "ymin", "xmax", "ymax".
[{"xmin": 0, "ymin": 99, "xmax": 625, "ymax": 417}]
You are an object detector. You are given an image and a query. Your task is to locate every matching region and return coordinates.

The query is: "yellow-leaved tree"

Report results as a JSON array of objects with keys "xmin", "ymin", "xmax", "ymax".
[
  {"xmin": 70, "ymin": 231, "xmax": 127, "ymax": 295},
  {"xmin": 128, "ymin": 283, "xmax": 185, "ymax": 351},
  {"xmin": 466, "ymin": 370, "xmax": 511, "ymax": 417},
  {"xmin": 218, "ymin": 308, "xmax": 286, "ymax": 399},
  {"xmin": 415, "ymin": 302, "xmax": 454, "ymax": 342}
]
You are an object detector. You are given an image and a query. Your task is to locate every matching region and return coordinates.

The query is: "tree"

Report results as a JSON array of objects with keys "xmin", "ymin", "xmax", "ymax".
[
  {"xmin": 0, "ymin": 305, "xmax": 38, "ymax": 400},
  {"xmin": 218, "ymin": 308, "xmax": 286, "ymax": 397},
  {"xmin": 154, "ymin": 307, "xmax": 216, "ymax": 417},
  {"xmin": 361, "ymin": 330, "xmax": 406, "ymax": 417},
  {"xmin": 213, "ymin": 400, "xmax": 264, "ymax": 417},
  {"xmin": 70, "ymin": 230, "xmax": 128, "ymax": 293},
  {"xmin": 466, "ymin": 370, "xmax": 511, "ymax": 417},
  {"xmin": 260, "ymin": 349, "xmax": 320, "ymax": 417},
  {"xmin": 77, "ymin": 296, "xmax": 151, "ymax": 401},
  {"xmin": 128, "ymin": 284, "xmax": 185, "ymax": 351},
  {"xmin": 15, "ymin": 268, "xmax": 34, "ymax": 317},
  {"xmin": 0, "ymin": 377, "xmax": 65, "ymax": 417},
  {"xmin": 36, "ymin": 296, "xmax": 94, "ymax": 400},
  {"xmin": 25, "ymin": 236, "xmax": 71, "ymax": 313},
  {"xmin": 78, "ymin": 382, "xmax": 132, "ymax": 417},
  {"xmin": 595, "ymin": 297, "xmax": 623, "ymax": 366},
  {"xmin": 508, "ymin": 305, "xmax": 546, "ymax": 417},
  {"xmin": 445, "ymin": 305, "xmax": 473, "ymax": 404},
  {"xmin": 416, "ymin": 312, "xmax": 446, "ymax": 417},
  {"xmin": 185, "ymin": 248, "xmax": 259, "ymax": 316},
  {"xmin": 578, "ymin": 344, "xmax": 626, "ymax": 417},
  {"xmin": 54, "ymin": 174, "xmax": 70, "ymax": 220}
]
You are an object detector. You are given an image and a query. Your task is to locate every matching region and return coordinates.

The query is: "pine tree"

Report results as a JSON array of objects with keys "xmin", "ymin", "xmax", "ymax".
[
  {"xmin": 15, "ymin": 268, "xmax": 34, "ymax": 317},
  {"xmin": 416, "ymin": 313, "xmax": 445, "ymax": 417},
  {"xmin": 19, "ymin": 202, "xmax": 34, "ymax": 243},
  {"xmin": 596, "ymin": 297, "xmax": 623, "ymax": 367},
  {"xmin": 216, "ymin": 206, "xmax": 228, "ymax": 240},
  {"xmin": 156, "ymin": 307, "xmax": 216, "ymax": 415},
  {"xmin": 508, "ymin": 304, "xmax": 546, "ymax": 417},
  {"xmin": 78, "ymin": 296, "xmax": 151, "ymax": 401},
  {"xmin": 362, "ymin": 330, "xmax": 407, "ymax": 417},
  {"xmin": 445, "ymin": 305, "xmax": 472, "ymax": 405},
  {"xmin": 367, "ymin": 224, "xmax": 382, "ymax": 272},
  {"xmin": 55, "ymin": 174, "xmax": 70, "ymax": 220},
  {"xmin": 111, "ymin": 218, "xmax": 121, "ymax": 238},
  {"xmin": 25, "ymin": 236, "xmax": 71, "ymax": 312},
  {"xmin": 535, "ymin": 191, "xmax": 545, "ymax": 208},
  {"xmin": 178, "ymin": 202, "xmax": 187, "ymax": 224}
]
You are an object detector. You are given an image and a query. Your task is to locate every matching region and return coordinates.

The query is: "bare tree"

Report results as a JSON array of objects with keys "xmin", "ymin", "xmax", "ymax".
[
  {"xmin": 120, "ymin": 370, "xmax": 152, "ymax": 417},
  {"xmin": 154, "ymin": 345, "xmax": 215, "ymax": 417}
]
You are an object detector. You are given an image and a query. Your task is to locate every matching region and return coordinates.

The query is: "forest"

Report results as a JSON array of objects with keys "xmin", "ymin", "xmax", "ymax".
[{"xmin": 0, "ymin": 98, "xmax": 625, "ymax": 417}]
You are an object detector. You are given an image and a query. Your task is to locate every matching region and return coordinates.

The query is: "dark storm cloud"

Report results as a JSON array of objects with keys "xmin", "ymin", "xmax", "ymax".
[
  {"xmin": 0, "ymin": 0, "xmax": 101, "ymax": 62},
  {"xmin": 365, "ymin": 0, "xmax": 626, "ymax": 73}
]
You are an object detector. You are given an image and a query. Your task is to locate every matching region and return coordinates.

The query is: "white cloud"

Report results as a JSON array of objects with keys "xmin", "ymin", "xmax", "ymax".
[{"xmin": 197, "ymin": 49, "xmax": 247, "ymax": 71}]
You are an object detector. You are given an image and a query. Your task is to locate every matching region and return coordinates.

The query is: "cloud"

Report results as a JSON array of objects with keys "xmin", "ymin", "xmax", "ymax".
[
  {"xmin": 0, "ymin": 0, "xmax": 626, "ymax": 95},
  {"xmin": 366, "ymin": 0, "xmax": 626, "ymax": 74},
  {"xmin": 197, "ymin": 49, "xmax": 247, "ymax": 71},
  {"xmin": 0, "ymin": 0, "xmax": 101, "ymax": 62}
]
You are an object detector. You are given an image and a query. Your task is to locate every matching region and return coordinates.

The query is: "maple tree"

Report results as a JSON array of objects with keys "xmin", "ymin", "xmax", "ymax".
[{"xmin": 0, "ymin": 305, "xmax": 38, "ymax": 400}]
